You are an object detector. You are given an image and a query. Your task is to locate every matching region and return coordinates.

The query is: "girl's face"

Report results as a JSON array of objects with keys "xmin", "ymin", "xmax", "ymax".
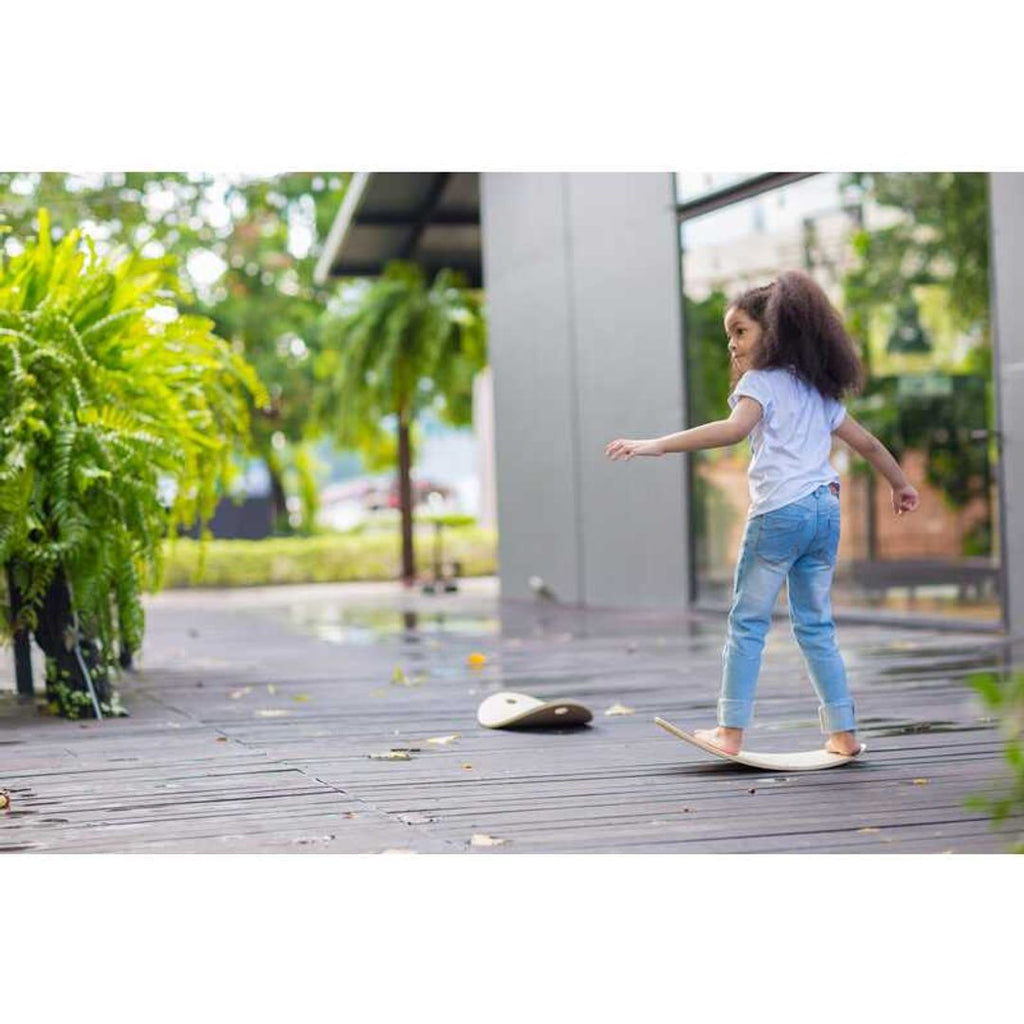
[{"xmin": 724, "ymin": 305, "xmax": 762, "ymax": 373}]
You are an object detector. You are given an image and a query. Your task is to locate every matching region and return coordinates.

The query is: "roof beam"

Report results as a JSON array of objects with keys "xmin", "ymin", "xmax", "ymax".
[
  {"xmin": 675, "ymin": 172, "xmax": 817, "ymax": 221},
  {"xmin": 313, "ymin": 171, "xmax": 370, "ymax": 285},
  {"xmin": 398, "ymin": 173, "xmax": 452, "ymax": 260},
  {"xmin": 355, "ymin": 210, "xmax": 479, "ymax": 227}
]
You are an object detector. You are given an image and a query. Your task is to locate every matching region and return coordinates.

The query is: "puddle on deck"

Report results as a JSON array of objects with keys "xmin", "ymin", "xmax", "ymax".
[
  {"xmin": 286, "ymin": 606, "xmax": 500, "ymax": 646},
  {"xmin": 281, "ymin": 600, "xmax": 727, "ymax": 649}
]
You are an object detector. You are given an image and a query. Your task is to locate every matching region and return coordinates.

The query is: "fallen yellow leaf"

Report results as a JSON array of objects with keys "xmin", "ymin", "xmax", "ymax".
[
  {"xmin": 605, "ymin": 703, "xmax": 636, "ymax": 716},
  {"xmin": 912, "ymin": 778, "xmax": 929, "ymax": 785},
  {"xmin": 858, "ymin": 827, "xmax": 881, "ymax": 834},
  {"xmin": 470, "ymin": 834, "xmax": 507, "ymax": 847},
  {"xmin": 462, "ymin": 763, "xmax": 473, "ymax": 770},
  {"xmin": 370, "ymin": 750, "xmax": 413, "ymax": 761},
  {"xmin": 0, "ymin": 790, "xmax": 10, "ymax": 811},
  {"xmin": 427, "ymin": 734, "xmax": 461, "ymax": 746},
  {"xmin": 468, "ymin": 652, "xmax": 487, "ymax": 667},
  {"xmin": 229, "ymin": 687, "xmax": 252, "ymax": 700},
  {"xmin": 292, "ymin": 694, "xmax": 310, "ymax": 703}
]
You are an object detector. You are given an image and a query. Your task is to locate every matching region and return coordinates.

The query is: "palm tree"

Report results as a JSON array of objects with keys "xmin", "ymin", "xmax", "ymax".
[{"xmin": 317, "ymin": 261, "xmax": 486, "ymax": 585}]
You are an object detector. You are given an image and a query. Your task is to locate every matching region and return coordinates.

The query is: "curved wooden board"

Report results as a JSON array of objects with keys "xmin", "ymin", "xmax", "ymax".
[{"xmin": 654, "ymin": 717, "xmax": 865, "ymax": 771}]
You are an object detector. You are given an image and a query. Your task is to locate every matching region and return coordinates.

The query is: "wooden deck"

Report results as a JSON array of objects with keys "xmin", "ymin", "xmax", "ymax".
[{"xmin": 1, "ymin": 577, "xmax": 1020, "ymax": 853}]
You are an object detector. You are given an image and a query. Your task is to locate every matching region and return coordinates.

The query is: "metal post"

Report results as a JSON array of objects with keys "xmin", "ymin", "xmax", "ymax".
[
  {"xmin": 65, "ymin": 579, "xmax": 102, "ymax": 720},
  {"xmin": 73, "ymin": 640, "xmax": 103, "ymax": 720}
]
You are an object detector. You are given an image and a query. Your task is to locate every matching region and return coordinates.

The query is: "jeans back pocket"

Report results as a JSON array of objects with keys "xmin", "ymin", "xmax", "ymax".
[{"xmin": 755, "ymin": 506, "xmax": 812, "ymax": 567}]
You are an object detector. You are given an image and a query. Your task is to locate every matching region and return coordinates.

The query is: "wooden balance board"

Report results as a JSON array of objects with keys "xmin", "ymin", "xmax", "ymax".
[
  {"xmin": 654, "ymin": 717, "xmax": 865, "ymax": 771},
  {"xmin": 478, "ymin": 692, "xmax": 593, "ymax": 729}
]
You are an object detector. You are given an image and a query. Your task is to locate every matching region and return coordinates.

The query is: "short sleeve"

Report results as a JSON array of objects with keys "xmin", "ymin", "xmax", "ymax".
[
  {"xmin": 825, "ymin": 397, "xmax": 847, "ymax": 431},
  {"xmin": 728, "ymin": 370, "xmax": 773, "ymax": 420}
]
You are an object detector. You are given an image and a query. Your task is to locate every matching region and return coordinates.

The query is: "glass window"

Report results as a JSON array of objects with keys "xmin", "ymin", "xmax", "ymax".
[{"xmin": 680, "ymin": 172, "xmax": 1001, "ymax": 625}]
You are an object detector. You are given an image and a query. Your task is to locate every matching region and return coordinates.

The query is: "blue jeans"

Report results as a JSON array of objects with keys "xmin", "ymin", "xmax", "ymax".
[{"xmin": 718, "ymin": 483, "xmax": 856, "ymax": 734}]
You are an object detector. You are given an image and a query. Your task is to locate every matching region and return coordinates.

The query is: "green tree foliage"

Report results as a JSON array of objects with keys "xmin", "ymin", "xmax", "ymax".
[
  {"xmin": 0, "ymin": 173, "xmax": 351, "ymax": 533},
  {"xmin": 841, "ymin": 173, "xmax": 995, "ymax": 548},
  {"xmin": 0, "ymin": 209, "xmax": 265, "ymax": 713},
  {"xmin": 682, "ymin": 288, "xmax": 736, "ymax": 572},
  {"xmin": 194, "ymin": 174, "xmax": 351, "ymax": 531},
  {"xmin": 315, "ymin": 261, "xmax": 486, "ymax": 582},
  {"xmin": 0, "ymin": 173, "xmax": 210, "ymax": 256},
  {"xmin": 683, "ymin": 289, "xmax": 731, "ymax": 428},
  {"xmin": 842, "ymin": 172, "xmax": 990, "ymax": 336}
]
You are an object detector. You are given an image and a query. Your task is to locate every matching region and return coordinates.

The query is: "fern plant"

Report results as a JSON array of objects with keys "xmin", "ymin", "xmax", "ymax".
[{"xmin": 0, "ymin": 209, "xmax": 266, "ymax": 714}]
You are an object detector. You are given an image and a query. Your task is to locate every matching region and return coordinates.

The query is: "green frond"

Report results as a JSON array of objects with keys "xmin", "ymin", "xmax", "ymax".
[{"xmin": 0, "ymin": 207, "xmax": 265, "ymax": 669}]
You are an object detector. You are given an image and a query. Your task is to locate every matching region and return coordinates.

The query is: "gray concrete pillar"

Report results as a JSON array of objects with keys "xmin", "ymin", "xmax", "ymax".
[
  {"xmin": 480, "ymin": 173, "xmax": 689, "ymax": 608},
  {"xmin": 990, "ymin": 173, "xmax": 1024, "ymax": 639}
]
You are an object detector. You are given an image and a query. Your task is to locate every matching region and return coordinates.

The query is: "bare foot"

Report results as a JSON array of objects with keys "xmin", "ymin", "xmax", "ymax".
[
  {"xmin": 694, "ymin": 726, "xmax": 743, "ymax": 755},
  {"xmin": 825, "ymin": 731, "xmax": 862, "ymax": 756}
]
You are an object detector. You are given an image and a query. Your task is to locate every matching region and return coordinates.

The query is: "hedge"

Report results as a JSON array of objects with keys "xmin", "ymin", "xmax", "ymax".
[{"xmin": 159, "ymin": 526, "xmax": 498, "ymax": 588}]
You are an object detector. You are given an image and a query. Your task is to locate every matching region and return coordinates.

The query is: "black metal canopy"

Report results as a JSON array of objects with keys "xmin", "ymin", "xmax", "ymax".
[{"xmin": 314, "ymin": 172, "xmax": 482, "ymax": 287}]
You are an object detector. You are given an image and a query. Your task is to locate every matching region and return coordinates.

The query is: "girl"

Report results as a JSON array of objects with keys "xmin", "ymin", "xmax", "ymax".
[{"xmin": 605, "ymin": 270, "xmax": 919, "ymax": 757}]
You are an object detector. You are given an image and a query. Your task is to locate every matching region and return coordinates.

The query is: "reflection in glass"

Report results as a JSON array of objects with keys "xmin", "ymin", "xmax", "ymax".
[{"xmin": 678, "ymin": 172, "xmax": 1000, "ymax": 624}]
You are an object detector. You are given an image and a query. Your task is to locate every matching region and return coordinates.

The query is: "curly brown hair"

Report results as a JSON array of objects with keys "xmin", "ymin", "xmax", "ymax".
[{"xmin": 728, "ymin": 270, "xmax": 865, "ymax": 401}]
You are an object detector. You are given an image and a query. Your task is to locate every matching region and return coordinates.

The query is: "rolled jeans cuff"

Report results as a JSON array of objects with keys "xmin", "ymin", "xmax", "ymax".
[
  {"xmin": 718, "ymin": 698, "xmax": 754, "ymax": 729},
  {"xmin": 819, "ymin": 699, "xmax": 856, "ymax": 734}
]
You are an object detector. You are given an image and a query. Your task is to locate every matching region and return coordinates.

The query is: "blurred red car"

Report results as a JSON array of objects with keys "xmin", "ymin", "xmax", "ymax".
[{"xmin": 385, "ymin": 478, "xmax": 455, "ymax": 510}]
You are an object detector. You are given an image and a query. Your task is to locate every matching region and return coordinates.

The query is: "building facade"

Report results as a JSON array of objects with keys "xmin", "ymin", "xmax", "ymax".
[{"xmin": 320, "ymin": 172, "xmax": 1024, "ymax": 637}]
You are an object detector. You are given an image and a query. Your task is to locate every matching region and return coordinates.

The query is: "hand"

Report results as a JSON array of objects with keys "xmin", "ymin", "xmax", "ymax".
[
  {"xmin": 892, "ymin": 483, "xmax": 919, "ymax": 516},
  {"xmin": 605, "ymin": 438, "xmax": 663, "ymax": 460}
]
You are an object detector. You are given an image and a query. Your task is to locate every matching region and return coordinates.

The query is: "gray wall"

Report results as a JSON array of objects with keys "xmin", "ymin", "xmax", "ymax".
[
  {"xmin": 990, "ymin": 173, "xmax": 1024, "ymax": 640},
  {"xmin": 480, "ymin": 173, "xmax": 689, "ymax": 607}
]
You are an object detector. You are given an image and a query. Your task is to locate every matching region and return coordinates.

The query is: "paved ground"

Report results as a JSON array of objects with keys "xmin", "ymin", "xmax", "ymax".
[{"xmin": 1, "ymin": 576, "xmax": 1021, "ymax": 853}]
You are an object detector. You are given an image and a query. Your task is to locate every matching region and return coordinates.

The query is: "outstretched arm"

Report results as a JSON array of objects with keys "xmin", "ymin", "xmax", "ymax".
[{"xmin": 605, "ymin": 397, "xmax": 763, "ymax": 459}]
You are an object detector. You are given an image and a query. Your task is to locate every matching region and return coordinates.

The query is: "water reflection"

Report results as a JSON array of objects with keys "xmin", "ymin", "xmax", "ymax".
[{"xmin": 287, "ymin": 604, "xmax": 500, "ymax": 645}]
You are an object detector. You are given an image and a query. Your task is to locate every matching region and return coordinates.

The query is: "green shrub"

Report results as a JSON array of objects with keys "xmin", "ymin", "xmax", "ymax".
[
  {"xmin": 0, "ymin": 208, "xmax": 264, "ymax": 712},
  {"xmin": 967, "ymin": 670, "xmax": 1024, "ymax": 852},
  {"xmin": 161, "ymin": 526, "xmax": 497, "ymax": 588}
]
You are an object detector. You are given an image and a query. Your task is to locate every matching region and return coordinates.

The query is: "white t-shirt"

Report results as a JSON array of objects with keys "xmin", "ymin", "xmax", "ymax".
[{"xmin": 727, "ymin": 366, "xmax": 847, "ymax": 517}]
